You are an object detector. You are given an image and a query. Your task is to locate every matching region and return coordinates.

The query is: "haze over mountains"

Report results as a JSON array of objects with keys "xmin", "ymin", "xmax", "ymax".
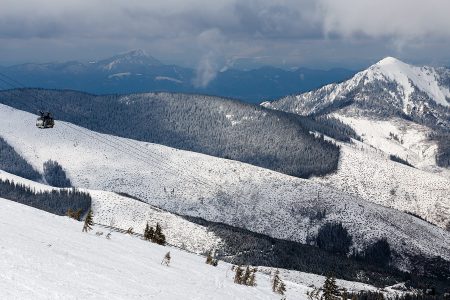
[{"xmin": 0, "ymin": 49, "xmax": 354, "ymax": 103}]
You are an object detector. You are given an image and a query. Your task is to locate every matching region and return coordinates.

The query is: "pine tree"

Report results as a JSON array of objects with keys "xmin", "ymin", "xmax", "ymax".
[
  {"xmin": 153, "ymin": 223, "xmax": 166, "ymax": 245},
  {"xmin": 161, "ymin": 251, "xmax": 171, "ymax": 266},
  {"xmin": 247, "ymin": 267, "xmax": 257, "ymax": 287},
  {"xmin": 234, "ymin": 265, "xmax": 243, "ymax": 284},
  {"xmin": 206, "ymin": 251, "xmax": 213, "ymax": 265},
  {"xmin": 242, "ymin": 266, "xmax": 251, "ymax": 284},
  {"xmin": 82, "ymin": 209, "xmax": 93, "ymax": 232},
  {"xmin": 272, "ymin": 269, "xmax": 280, "ymax": 292},
  {"xmin": 272, "ymin": 269, "xmax": 286, "ymax": 294},
  {"xmin": 306, "ymin": 287, "xmax": 321, "ymax": 300},
  {"xmin": 149, "ymin": 226, "xmax": 155, "ymax": 240},
  {"xmin": 277, "ymin": 278, "xmax": 286, "ymax": 295},
  {"xmin": 322, "ymin": 275, "xmax": 340, "ymax": 300},
  {"xmin": 143, "ymin": 222, "xmax": 154, "ymax": 241}
]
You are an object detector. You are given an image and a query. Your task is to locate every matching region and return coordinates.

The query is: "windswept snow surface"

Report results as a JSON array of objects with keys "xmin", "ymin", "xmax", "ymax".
[
  {"xmin": 1, "ymin": 104, "xmax": 450, "ymax": 267},
  {"xmin": 0, "ymin": 198, "xmax": 311, "ymax": 299}
]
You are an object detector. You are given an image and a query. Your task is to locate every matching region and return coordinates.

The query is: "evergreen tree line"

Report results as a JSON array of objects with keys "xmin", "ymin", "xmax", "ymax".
[
  {"xmin": 0, "ymin": 136, "xmax": 41, "ymax": 180},
  {"xmin": 186, "ymin": 216, "xmax": 406, "ymax": 287},
  {"xmin": 428, "ymin": 131, "xmax": 450, "ymax": 168},
  {"xmin": 308, "ymin": 274, "xmax": 450, "ymax": 300},
  {"xmin": 389, "ymin": 155, "xmax": 414, "ymax": 168},
  {"xmin": 143, "ymin": 222, "xmax": 166, "ymax": 245},
  {"xmin": 271, "ymin": 110, "xmax": 361, "ymax": 143},
  {"xmin": 314, "ymin": 222, "xmax": 392, "ymax": 268},
  {"xmin": 0, "ymin": 135, "xmax": 73, "ymax": 187},
  {"xmin": 185, "ymin": 216, "xmax": 450, "ymax": 293},
  {"xmin": 0, "ymin": 89, "xmax": 343, "ymax": 178},
  {"xmin": 0, "ymin": 179, "xmax": 91, "ymax": 216},
  {"xmin": 43, "ymin": 160, "xmax": 72, "ymax": 188},
  {"xmin": 233, "ymin": 265, "xmax": 257, "ymax": 287}
]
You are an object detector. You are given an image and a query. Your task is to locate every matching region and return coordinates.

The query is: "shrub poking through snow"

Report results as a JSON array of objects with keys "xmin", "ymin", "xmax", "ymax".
[
  {"xmin": 205, "ymin": 250, "xmax": 218, "ymax": 267},
  {"xmin": 67, "ymin": 208, "xmax": 82, "ymax": 221},
  {"xmin": 161, "ymin": 252, "xmax": 171, "ymax": 266}
]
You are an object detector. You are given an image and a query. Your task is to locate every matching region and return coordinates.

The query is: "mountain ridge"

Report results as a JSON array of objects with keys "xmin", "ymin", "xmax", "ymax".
[{"xmin": 0, "ymin": 50, "xmax": 355, "ymax": 103}]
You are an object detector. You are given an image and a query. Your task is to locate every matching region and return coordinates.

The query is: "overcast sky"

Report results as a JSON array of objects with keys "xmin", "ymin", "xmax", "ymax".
[{"xmin": 1, "ymin": 0, "xmax": 449, "ymax": 71}]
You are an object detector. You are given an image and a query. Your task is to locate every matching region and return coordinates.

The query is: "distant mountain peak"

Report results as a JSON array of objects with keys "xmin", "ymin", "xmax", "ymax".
[
  {"xmin": 124, "ymin": 49, "xmax": 148, "ymax": 57},
  {"xmin": 265, "ymin": 57, "xmax": 450, "ymax": 128},
  {"xmin": 97, "ymin": 49, "xmax": 163, "ymax": 71}
]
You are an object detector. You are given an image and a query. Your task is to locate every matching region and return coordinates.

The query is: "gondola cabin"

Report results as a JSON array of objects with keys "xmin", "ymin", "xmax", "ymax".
[{"xmin": 36, "ymin": 111, "xmax": 54, "ymax": 129}]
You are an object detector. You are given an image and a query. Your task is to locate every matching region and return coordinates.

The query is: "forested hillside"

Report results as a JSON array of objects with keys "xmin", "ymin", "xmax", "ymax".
[
  {"xmin": 0, "ymin": 89, "xmax": 343, "ymax": 178},
  {"xmin": 0, "ymin": 136, "xmax": 41, "ymax": 180},
  {"xmin": 0, "ymin": 179, "xmax": 91, "ymax": 216}
]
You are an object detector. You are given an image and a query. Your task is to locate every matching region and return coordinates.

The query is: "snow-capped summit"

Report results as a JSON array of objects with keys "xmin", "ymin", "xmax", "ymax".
[
  {"xmin": 264, "ymin": 57, "xmax": 450, "ymax": 129},
  {"xmin": 375, "ymin": 56, "xmax": 403, "ymax": 66}
]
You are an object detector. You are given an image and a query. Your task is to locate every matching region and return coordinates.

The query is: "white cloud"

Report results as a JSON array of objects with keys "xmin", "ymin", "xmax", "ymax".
[
  {"xmin": 318, "ymin": 0, "xmax": 450, "ymax": 40},
  {"xmin": 0, "ymin": 0, "xmax": 450, "ymax": 69}
]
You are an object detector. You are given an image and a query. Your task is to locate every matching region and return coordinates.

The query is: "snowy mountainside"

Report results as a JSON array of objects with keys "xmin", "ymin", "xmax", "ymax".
[
  {"xmin": 0, "ymin": 89, "xmax": 341, "ymax": 179},
  {"xmin": 0, "ymin": 50, "xmax": 355, "ymax": 103},
  {"xmin": 263, "ymin": 57, "xmax": 450, "ymax": 210},
  {"xmin": 264, "ymin": 57, "xmax": 450, "ymax": 126},
  {"xmin": 311, "ymin": 144, "xmax": 450, "ymax": 227},
  {"xmin": 1, "ymin": 199, "xmax": 409, "ymax": 299},
  {"xmin": 1, "ymin": 104, "xmax": 449, "ymax": 270},
  {"xmin": 1, "ymin": 198, "xmax": 311, "ymax": 299},
  {"xmin": 0, "ymin": 171, "xmax": 408, "ymax": 294},
  {"xmin": 0, "ymin": 170, "xmax": 220, "ymax": 255}
]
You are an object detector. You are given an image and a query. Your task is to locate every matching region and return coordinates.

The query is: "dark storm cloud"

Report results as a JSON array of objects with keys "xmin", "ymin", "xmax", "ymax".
[{"xmin": 1, "ymin": 0, "xmax": 450, "ymax": 84}]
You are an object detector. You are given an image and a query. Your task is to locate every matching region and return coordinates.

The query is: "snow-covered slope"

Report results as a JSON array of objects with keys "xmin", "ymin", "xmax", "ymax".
[
  {"xmin": 311, "ymin": 144, "xmax": 450, "ymax": 227},
  {"xmin": 0, "ymin": 170, "xmax": 221, "ymax": 255},
  {"xmin": 262, "ymin": 57, "xmax": 450, "ymax": 225},
  {"xmin": 1, "ymin": 104, "xmax": 449, "ymax": 269},
  {"xmin": 0, "ymin": 171, "xmax": 407, "ymax": 296},
  {"xmin": 264, "ymin": 57, "xmax": 450, "ymax": 120},
  {"xmin": 0, "ymin": 198, "xmax": 310, "ymax": 299}
]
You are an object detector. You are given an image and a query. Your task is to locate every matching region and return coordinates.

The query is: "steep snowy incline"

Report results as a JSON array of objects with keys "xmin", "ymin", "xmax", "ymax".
[
  {"xmin": 311, "ymin": 144, "xmax": 450, "ymax": 227},
  {"xmin": 364, "ymin": 57, "xmax": 450, "ymax": 108},
  {"xmin": 1, "ymin": 104, "xmax": 450, "ymax": 267},
  {"xmin": 264, "ymin": 57, "xmax": 450, "ymax": 127},
  {"xmin": 0, "ymin": 170, "xmax": 221, "ymax": 255},
  {"xmin": 0, "ymin": 198, "xmax": 309, "ymax": 299}
]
